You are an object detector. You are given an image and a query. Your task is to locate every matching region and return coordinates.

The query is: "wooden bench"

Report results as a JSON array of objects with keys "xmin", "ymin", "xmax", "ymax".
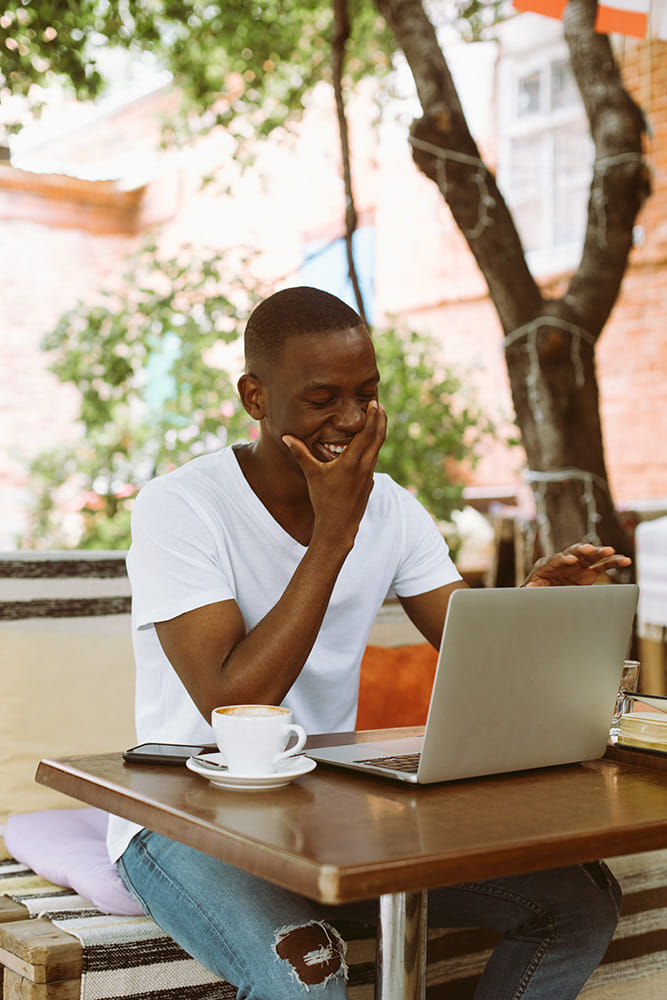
[{"xmin": 0, "ymin": 907, "xmax": 83, "ymax": 1000}]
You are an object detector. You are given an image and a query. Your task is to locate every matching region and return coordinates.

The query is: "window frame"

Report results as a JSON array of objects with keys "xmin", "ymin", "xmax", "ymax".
[{"xmin": 497, "ymin": 36, "xmax": 594, "ymax": 277}]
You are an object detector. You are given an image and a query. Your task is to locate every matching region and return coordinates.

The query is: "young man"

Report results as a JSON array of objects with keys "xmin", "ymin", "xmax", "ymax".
[{"xmin": 109, "ymin": 286, "xmax": 630, "ymax": 999}]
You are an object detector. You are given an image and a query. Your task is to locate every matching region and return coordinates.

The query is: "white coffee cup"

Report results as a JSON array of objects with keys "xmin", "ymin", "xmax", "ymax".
[{"xmin": 211, "ymin": 704, "xmax": 307, "ymax": 776}]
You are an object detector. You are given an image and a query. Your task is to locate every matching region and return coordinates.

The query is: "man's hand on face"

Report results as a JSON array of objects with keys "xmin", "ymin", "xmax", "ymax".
[
  {"xmin": 523, "ymin": 542, "xmax": 632, "ymax": 587},
  {"xmin": 281, "ymin": 400, "xmax": 387, "ymax": 538}
]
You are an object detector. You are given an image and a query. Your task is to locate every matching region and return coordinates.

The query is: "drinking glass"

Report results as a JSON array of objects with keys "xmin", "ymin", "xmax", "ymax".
[{"xmin": 609, "ymin": 659, "xmax": 640, "ymax": 742}]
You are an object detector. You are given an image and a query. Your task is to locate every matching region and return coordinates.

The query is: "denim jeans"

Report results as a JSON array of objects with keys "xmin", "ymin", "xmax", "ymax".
[{"xmin": 118, "ymin": 829, "xmax": 621, "ymax": 1000}]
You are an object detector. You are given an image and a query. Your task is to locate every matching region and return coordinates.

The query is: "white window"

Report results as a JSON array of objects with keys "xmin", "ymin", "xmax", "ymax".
[{"xmin": 497, "ymin": 25, "xmax": 594, "ymax": 276}]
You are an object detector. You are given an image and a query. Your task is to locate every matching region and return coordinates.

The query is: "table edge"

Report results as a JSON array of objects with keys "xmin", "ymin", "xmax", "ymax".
[{"xmin": 36, "ymin": 749, "xmax": 667, "ymax": 904}]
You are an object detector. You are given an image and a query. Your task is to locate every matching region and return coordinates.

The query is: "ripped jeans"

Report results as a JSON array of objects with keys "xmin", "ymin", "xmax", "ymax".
[{"xmin": 118, "ymin": 829, "xmax": 621, "ymax": 1000}]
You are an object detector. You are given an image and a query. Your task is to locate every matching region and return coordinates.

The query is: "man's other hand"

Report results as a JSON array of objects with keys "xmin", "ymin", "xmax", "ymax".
[{"xmin": 523, "ymin": 543, "xmax": 632, "ymax": 587}]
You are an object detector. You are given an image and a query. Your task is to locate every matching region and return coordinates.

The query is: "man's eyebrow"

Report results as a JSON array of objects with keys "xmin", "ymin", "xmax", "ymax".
[
  {"xmin": 299, "ymin": 380, "xmax": 337, "ymax": 393},
  {"xmin": 300, "ymin": 373, "xmax": 380, "ymax": 392}
]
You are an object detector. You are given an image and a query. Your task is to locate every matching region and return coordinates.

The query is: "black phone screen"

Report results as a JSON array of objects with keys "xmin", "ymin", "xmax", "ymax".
[{"xmin": 123, "ymin": 742, "xmax": 216, "ymax": 766}]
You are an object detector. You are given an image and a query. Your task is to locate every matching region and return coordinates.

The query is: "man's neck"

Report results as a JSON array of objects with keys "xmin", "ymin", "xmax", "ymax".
[{"xmin": 234, "ymin": 443, "xmax": 314, "ymax": 545}]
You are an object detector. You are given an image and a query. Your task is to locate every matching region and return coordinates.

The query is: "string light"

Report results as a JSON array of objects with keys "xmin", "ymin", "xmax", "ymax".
[
  {"xmin": 591, "ymin": 152, "xmax": 646, "ymax": 249},
  {"xmin": 525, "ymin": 467, "xmax": 609, "ymax": 549},
  {"xmin": 408, "ymin": 135, "xmax": 496, "ymax": 239},
  {"xmin": 503, "ymin": 316, "xmax": 596, "ymax": 424}
]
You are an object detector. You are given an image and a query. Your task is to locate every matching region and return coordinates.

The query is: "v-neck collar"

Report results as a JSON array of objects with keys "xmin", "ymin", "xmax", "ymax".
[{"xmin": 228, "ymin": 445, "xmax": 308, "ymax": 551}]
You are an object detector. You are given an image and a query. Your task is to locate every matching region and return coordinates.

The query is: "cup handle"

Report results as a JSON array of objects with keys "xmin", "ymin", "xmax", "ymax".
[{"xmin": 276, "ymin": 724, "xmax": 307, "ymax": 763}]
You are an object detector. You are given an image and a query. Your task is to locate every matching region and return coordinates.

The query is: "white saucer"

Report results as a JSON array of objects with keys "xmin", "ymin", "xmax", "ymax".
[{"xmin": 186, "ymin": 752, "xmax": 316, "ymax": 790}]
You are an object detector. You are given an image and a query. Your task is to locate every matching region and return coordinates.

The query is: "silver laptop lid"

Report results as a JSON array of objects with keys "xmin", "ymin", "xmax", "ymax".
[
  {"xmin": 417, "ymin": 583, "xmax": 637, "ymax": 782},
  {"xmin": 310, "ymin": 584, "xmax": 638, "ymax": 784}
]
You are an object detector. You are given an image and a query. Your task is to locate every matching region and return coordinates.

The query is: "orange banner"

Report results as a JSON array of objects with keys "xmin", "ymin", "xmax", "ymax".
[
  {"xmin": 596, "ymin": 0, "xmax": 650, "ymax": 36},
  {"xmin": 512, "ymin": 0, "xmax": 651, "ymax": 37},
  {"xmin": 512, "ymin": 0, "xmax": 569, "ymax": 15}
]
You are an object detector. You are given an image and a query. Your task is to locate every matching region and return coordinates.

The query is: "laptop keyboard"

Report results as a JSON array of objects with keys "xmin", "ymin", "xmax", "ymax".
[{"xmin": 355, "ymin": 753, "xmax": 421, "ymax": 773}]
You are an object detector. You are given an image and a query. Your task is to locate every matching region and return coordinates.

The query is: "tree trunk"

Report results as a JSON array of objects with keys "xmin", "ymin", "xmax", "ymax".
[{"xmin": 375, "ymin": 0, "xmax": 648, "ymax": 556}]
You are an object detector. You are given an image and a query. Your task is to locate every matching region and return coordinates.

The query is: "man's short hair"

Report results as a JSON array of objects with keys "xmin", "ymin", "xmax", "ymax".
[{"xmin": 244, "ymin": 286, "xmax": 366, "ymax": 373}]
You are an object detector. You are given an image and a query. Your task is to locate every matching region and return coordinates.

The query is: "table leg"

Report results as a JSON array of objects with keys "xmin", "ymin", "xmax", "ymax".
[{"xmin": 375, "ymin": 890, "xmax": 427, "ymax": 1000}]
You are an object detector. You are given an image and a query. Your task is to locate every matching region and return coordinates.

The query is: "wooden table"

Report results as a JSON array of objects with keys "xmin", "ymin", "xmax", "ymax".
[{"xmin": 36, "ymin": 730, "xmax": 667, "ymax": 1000}]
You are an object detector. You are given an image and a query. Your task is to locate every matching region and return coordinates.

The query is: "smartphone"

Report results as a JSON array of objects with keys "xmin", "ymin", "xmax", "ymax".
[{"xmin": 123, "ymin": 742, "xmax": 217, "ymax": 766}]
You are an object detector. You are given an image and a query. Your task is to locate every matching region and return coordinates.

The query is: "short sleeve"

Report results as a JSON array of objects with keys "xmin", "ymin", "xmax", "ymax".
[
  {"xmin": 127, "ymin": 477, "xmax": 236, "ymax": 630},
  {"xmin": 390, "ymin": 488, "xmax": 461, "ymax": 598}
]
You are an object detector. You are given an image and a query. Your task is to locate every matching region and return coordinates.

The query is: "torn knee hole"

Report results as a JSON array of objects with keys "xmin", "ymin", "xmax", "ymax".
[{"xmin": 274, "ymin": 920, "xmax": 348, "ymax": 987}]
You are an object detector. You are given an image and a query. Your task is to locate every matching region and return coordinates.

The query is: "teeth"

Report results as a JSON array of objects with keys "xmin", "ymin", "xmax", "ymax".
[{"xmin": 323, "ymin": 443, "xmax": 347, "ymax": 455}]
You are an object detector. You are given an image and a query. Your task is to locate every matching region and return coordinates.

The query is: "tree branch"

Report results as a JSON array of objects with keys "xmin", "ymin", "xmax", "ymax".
[
  {"xmin": 374, "ymin": 0, "xmax": 542, "ymax": 332},
  {"xmin": 332, "ymin": 0, "xmax": 368, "ymax": 325},
  {"xmin": 562, "ymin": 0, "xmax": 649, "ymax": 335}
]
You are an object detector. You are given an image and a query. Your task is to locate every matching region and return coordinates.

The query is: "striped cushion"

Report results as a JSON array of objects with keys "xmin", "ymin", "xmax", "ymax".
[{"xmin": 0, "ymin": 551, "xmax": 131, "ymax": 621}]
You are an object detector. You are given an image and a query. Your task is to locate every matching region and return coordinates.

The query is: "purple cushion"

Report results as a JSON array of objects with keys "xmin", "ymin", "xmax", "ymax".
[{"xmin": 4, "ymin": 808, "xmax": 143, "ymax": 915}]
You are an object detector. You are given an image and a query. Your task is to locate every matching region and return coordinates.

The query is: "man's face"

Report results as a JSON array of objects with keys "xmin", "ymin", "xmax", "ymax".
[{"xmin": 258, "ymin": 326, "xmax": 380, "ymax": 463}]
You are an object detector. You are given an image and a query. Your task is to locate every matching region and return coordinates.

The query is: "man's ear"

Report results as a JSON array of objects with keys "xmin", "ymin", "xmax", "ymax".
[{"xmin": 237, "ymin": 373, "xmax": 265, "ymax": 420}]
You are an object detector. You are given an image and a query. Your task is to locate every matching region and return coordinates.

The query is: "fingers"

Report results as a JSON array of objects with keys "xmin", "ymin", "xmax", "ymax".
[
  {"xmin": 525, "ymin": 542, "xmax": 632, "ymax": 589},
  {"xmin": 588, "ymin": 554, "xmax": 632, "ymax": 571},
  {"xmin": 343, "ymin": 400, "xmax": 386, "ymax": 460},
  {"xmin": 360, "ymin": 400, "xmax": 387, "ymax": 464},
  {"xmin": 281, "ymin": 434, "xmax": 312, "ymax": 466},
  {"xmin": 283, "ymin": 401, "xmax": 386, "ymax": 472},
  {"xmin": 565, "ymin": 543, "xmax": 632, "ymax": 569}
]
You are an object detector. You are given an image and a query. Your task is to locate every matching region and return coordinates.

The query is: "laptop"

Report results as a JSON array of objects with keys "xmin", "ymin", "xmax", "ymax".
[{"xmin": 309, "ymin": 584, "xmax": 638, "ymax": 784}]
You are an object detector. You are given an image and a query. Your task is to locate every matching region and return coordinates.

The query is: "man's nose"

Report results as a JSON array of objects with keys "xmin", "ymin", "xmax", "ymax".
[{"xmin": 333, "ymin": 398, "xmax": 366, "ymax": 432}]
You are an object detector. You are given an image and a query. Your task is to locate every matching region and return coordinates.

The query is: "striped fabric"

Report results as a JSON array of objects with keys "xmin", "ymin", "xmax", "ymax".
[
  {"xmin": 588, "ymin": 850, "xmax": 667, "ymax": 993},
  {"xmin": 2, "ymin": 852, "xmax": 667, "ymax": 999},
  {"xmin": 31, "ymin": 910, "xmax": 236, "ymax": 1000},
  {"xmin": 0, "ymin": 550, "xmax": 130, "ymax": 621},
  {"xmin": 419, "ymin": 851, "xmax": 667, "ymax": 998},
  {"xmin": 0, "ymin": 857, "xmax": 53, "ymax": 893}
]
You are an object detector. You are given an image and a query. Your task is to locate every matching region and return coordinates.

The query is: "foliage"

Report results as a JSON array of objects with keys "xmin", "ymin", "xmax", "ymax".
[
  {"xmin": 428, "ymin": 0, "xmax": 508, "ymax": 42},
  {"xmin": 20, "ymin": 240, "xmax": 261, "ymax": 549},
  {"xmin": 0, "ymin": 0, "xmax": 394, "ymax": 142},
  {"xmin": 20, "ymin": 246, "xmax": 491, "ymax": 549},
  {"xmin": 374, "ymin": 325, "xmax": 492, "ymax": 522},
  {"xmin": 0, "ymin": 1, "xmax": 509, "ymax": 141},
  {"xmin": 3, "ymin": 0, "xmax": 641, "ymax": 554}
]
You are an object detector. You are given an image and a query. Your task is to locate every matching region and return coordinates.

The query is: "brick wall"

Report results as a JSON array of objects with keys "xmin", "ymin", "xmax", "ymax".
[
  {"xmin": 0, "ymin": 223, "xmax": 139, "ymax": 544},
  {"xmin": 597, "ymin": 37, "xmax": 667, "ymax": 506}
]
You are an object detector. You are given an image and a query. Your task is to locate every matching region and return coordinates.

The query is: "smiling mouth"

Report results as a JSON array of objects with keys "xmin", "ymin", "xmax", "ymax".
[{"xmin": 319, "ymin": 442, "xmax": 349, "ymax": 460}]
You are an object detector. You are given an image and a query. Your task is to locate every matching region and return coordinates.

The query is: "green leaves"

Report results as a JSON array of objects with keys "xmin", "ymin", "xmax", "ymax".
[
  {"xmin": 374, "ymin": 325, "xmax": 493, "ymax": 524},
  {"xmin": 2, "ymin": 1, "xmax": 394, "ymax": 144},
  {"xmin": 21, "ymin": 238, "xmax": 261, "ymax": 548}
]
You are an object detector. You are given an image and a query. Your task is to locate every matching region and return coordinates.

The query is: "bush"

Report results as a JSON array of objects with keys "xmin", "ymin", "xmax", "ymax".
[{"xmin": 374, "ymin": 325, "xmax": 492, "ymax": 523}]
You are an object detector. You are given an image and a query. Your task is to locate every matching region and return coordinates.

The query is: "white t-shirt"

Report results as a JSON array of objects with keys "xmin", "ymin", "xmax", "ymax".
[{"xmin": 107, "ymin": 446, "xmax": 460, "ymax": 860}]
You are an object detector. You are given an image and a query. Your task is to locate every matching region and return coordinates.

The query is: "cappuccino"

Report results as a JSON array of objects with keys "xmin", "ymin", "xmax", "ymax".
[
  {"xmin": 215, "ymin": 705, "xmax": 287, "ymax": 719},
  {"xmin": 211, "ymin": 704, "xmax": 306, "ymax": 776}
]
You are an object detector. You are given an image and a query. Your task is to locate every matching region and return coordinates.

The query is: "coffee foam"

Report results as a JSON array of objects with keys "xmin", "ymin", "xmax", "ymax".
[{"xmin": 215, "ymin": 705, "xmax": 287, "ymax": 718}]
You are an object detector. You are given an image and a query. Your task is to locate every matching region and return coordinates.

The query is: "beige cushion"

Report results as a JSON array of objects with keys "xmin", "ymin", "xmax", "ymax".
[
  {"xmin": 1, "ymin": 617, "xmax": 136, "ymax": 823},
  {"xmin": 1, "ymin": 552, "xmax": 136, "ymax": 824}
]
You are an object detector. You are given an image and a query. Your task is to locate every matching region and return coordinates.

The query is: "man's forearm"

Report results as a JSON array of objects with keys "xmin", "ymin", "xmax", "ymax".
[{"xmin": 213, "ymin": 533, "xmax": 352, "ymax": 710}]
